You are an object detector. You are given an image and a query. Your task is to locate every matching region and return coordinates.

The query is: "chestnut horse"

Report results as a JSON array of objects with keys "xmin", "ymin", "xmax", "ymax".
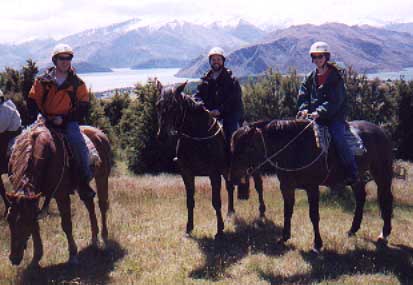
[
  {"xmin": 5, "ymin": 120, "xmax": 111, "ymax": 266},
  {"xmin": 230, "ymin": 119, "xmax": 393, "ymax": 252},
  {"xmin": 156, "ymin": 82, "xmax": 265, "ymax": 239}
]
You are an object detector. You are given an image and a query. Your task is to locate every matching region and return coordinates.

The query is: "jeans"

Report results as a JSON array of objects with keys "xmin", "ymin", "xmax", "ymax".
[
  {"xmin": 65, "ymin": 122, "xmax": 92, "ymax": 182},
  {"xmin": 328, "ymin": 120, "xmax": 358, "ymax": 179}
]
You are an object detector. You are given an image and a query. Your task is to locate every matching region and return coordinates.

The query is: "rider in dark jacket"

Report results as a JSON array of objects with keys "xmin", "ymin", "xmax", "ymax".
[
  {"xmin": 297, "ymin": 41, "xmax": 358, "ymax": 185},
  {"xmin": 194, "ymin": 47, "xmax": 244, "ymax": 144}
]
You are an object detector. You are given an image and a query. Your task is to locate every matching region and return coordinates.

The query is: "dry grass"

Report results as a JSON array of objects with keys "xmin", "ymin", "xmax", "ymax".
[{"xmin": 1, "ymin": 163, "xmax": 413, "ymax": 284}]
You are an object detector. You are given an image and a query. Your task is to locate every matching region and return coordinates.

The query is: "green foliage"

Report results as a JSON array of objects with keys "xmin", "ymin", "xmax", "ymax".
[
  {"xmin": 243, "ymin": 69, "xmax": 299, "ymax": 122},
  {"xmin": 118, "ymin": 81, "xmax": 175, "ymax": 174}
]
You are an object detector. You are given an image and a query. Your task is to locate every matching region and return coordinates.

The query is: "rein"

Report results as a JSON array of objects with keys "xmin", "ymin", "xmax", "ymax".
[
  {"xmin": 37, "ymin": 129, "xmax": 68, "ymax": 219},
  {"xmin": 175, "ymin": 104, "xmax": 223, "ymax": 141},
  {"xmin": 247, "ymin": 120, "xmax": 328, "ymax": 175}
]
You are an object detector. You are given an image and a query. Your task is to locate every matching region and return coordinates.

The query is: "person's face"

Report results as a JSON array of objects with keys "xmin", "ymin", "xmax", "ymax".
[
  {"xmin": 311, "ymin": 53, "xmax": 327, "ymax": 69},
  {"xmin": 55, "ymin": 53, "xmax": 73, "ymax": 72},
  {"xmin": 210, "ymin": 55, "xmax": 224, "ymax": 71}
]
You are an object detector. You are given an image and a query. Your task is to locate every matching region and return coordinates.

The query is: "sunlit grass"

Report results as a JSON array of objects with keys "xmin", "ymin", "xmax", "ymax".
[{"xmin": 0, "ymin": 163, "xmax": 412, "ymax": 284}]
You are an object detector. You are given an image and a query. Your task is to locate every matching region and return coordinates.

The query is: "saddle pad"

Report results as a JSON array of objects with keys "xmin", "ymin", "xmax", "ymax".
[
  {"xmin": 7, "ymin": 125, "xmax": 101, "ymax": 167},
  {"xmin": 82, "ymin": 132, "xmax": 101, "ymax": 166},
  {"xmin": 313, "ymin": 123, "xmax": 366, "ymax": 156}
]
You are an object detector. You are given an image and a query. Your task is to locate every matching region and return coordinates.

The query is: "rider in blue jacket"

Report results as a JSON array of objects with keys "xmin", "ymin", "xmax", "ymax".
[{"xmin": 297, "ymin": 41, "xmax": 358, "ymax": 185}]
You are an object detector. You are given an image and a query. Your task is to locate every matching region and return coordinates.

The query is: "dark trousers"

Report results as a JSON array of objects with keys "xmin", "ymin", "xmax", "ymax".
[
  {"xmin": 328, "ymin": 120, "xmax": 358, "ymax": 179},
  {"xmin": 0, "ymin": 129, "xmax": 21, "ymax": 173}
]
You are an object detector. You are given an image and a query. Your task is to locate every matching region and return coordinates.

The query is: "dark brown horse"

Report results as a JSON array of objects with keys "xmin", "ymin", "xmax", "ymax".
[
  {"xmin": 5, "ymin": 120, "xmax": 111, "ymax": 266},
  {"xmin": 156, "ymin": 82, "xmax": 265, "ymax": 239},
  {"xmin": 230, "ymin": 119, "xmax": 393, "ymax": 252}
]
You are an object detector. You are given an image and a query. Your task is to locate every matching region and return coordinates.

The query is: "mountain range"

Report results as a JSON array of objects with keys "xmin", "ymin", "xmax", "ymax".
[
  {"xmin": 1, "ymin": 18, "xmax": 413, "ymax": 77},
  {"xmin": 177, "ymin": 22, "xmax": 413, "ymax": 78},
  {"xmin": 0, "ymin": 18, "xmax": 266, "ymax": 73}
]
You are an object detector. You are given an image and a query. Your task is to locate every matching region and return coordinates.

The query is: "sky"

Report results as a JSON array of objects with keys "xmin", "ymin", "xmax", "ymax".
[{"xmin": 1, "ymin": 0, "xmax": 413, "ymax": 43}]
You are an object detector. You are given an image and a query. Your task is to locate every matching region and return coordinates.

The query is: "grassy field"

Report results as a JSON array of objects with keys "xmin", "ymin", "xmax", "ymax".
[{"xmin": 1, "ymin": 163, "xmax": 413, "ymax": 285}]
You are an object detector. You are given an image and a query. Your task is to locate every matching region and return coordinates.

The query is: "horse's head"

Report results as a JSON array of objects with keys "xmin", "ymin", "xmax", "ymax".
[
  {"xmin": 230, "ymin": 125, "xmax": 266, "ymax": 185},
  {"xmin": 156, "ymin": 81, "xmax": 187, "ymax": 142},
  {"xmin": 6, "ymin": 191, "xmax": 41, "ymax": 265}
]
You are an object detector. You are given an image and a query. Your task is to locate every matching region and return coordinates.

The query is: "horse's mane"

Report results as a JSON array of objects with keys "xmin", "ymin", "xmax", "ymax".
[
  {"xmin": 250, "ymin": 119, "xmax": 311, "ymax": 133},
  {"xmin": 162, "ymin": 85, "xmax": 204, "ymax": 112},
  {"xmin": 9, "ymin": 120, "xmax": 47, "ymax": 190}
]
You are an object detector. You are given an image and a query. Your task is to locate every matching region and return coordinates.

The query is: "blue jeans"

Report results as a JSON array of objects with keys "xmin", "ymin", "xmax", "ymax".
[
  {"xmin": 65, "ymin": 122, "xmax": 92, "ymax": 182},
  {"xmin": 328, "ymin": 120, "xmax": 358, "ymax": 179}
]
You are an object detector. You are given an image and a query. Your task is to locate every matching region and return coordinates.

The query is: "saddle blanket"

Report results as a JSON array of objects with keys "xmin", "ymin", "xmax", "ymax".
[
  {"xmin": 7, "ymin": 126, "xmax": 100, "ymax": 167},
  {"xmin": 313, "ymin": 123, "xmax": 366, "ymax": 156}
]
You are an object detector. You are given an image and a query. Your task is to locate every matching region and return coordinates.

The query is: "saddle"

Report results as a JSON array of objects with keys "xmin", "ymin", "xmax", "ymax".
[
  {"xmin": 8, "ymin": 122, "xmax": 101, "ymax": 173},
  {"xmin": 313, "ymin": 122, "xmax": 366, "ymax": 156}
]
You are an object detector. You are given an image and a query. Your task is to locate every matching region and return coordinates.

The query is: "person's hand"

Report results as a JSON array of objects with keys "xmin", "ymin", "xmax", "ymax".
[
  {"xmin": 210, "ymin": 109, "xmax": 221, "ymax": 117},
  {"xmin": 296, "ymin": 109, "xmax": 308, "ymax": 119},
  {"xmin": 311, "ymin": 112, "xmax": 320, "ymax": 120}
]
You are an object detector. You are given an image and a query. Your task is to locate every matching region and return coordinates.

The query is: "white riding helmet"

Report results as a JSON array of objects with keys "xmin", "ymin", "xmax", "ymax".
[
  {"xmin": 208, "ymin": 47, "xmax": 225, "ymax": 60},
  {"xmin": 309, "ymin": 41, "xmax": 330, "ymax": 55},
  {"xmin": 52, "ymin": 43, "xmax": 74, "ymax": 59}
]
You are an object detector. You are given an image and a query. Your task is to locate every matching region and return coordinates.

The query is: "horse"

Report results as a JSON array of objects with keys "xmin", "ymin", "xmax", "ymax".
[
  {"xmin": 5, "ymin": 119, "xmax": 112, "ymax": 266},
  {"xmin": 230, "ymin": 119, "xmax": 393, "ymax": 252},
  {"xmin": 156, "ymin": 82, "xmax": 266, "ymax": 239}
]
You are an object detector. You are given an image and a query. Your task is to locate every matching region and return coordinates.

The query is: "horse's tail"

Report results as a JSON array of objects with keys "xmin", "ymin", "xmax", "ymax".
[{"xmin": 368, "ymin": 123, "xmax": 393, "ymax": 237}]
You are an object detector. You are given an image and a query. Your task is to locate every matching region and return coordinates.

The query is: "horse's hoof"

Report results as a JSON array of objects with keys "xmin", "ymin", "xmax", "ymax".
[
  {"xmin": 215, "ymin": 232, "xmax": 224, "ymax": 241},
  {"xmin": 29, "ymin": 260, "xmax": 41, "ymax": 269},
  {"xmin": 377, "ymin": 233, "xmax": 389, "ymax": 247},
  {"xmin": 68, "ymin": 255, "xmax": 80, "ymax": 265},
  {"xmin": 91, "ymin": 238, "xmax": 100, "ymax": 248},
  {"xmin": 311, "ymin": 247, "xmax": 321, "ymax": 255},
  {"xmin": 227, "ymin": 211, "xmax": 235, "ymax": 218},
  {"xmin": 347, "ymin": 230, "xmax": 356, "ymax": 237}
]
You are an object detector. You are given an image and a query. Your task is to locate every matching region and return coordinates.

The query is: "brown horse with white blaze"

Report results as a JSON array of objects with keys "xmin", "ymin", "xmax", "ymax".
[
  {"xmin": 5, "ymin": 120, "xmax": 111, "ymax": 266},
  {"xmin": 230, "ymin": 119, "xmax": 393, "ymax": 252}
]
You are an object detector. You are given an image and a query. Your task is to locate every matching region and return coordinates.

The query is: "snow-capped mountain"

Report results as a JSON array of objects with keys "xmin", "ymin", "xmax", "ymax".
[{"xmin": 0, "ymin": 18, "xmax": 268, "ymax": 71}]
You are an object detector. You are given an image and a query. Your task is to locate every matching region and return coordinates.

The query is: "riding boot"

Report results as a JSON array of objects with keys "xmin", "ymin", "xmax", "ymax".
[{"xmin": 77, "ymin": 177, "xmax": 96, "ymax": 201}]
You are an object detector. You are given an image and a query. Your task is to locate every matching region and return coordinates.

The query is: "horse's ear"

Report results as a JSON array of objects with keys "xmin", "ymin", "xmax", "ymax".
[
  {"xmin": 175, "ymin": 81, "xmax": 188, "ymax": 96},
  {"xmin": 155, "ymin": 79, "xmax": 163, "ymax": 94}
]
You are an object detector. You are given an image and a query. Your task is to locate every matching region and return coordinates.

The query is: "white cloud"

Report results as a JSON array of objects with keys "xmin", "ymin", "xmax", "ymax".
[{"xmin": 1, "ymin": 0, "xmax": 413, "ymax": 43}]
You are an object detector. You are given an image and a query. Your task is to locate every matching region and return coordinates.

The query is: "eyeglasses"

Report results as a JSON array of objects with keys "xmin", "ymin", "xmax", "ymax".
[
  {"xmin": 311, "ymin": 54, "xmax": 325, "ymax": 60},
  {"xmin": 57, "ymin": 55, "xmax": 73, "ymax": 61}
]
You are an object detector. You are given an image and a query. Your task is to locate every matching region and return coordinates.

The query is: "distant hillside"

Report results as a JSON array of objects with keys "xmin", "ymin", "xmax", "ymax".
[
  {"xmin": 177, "ymin": 23, "xmax": 413, "ymax": 78},
  {"xmin": 385, "ymin": 22, "xmax": 413, "ymax": 35},
  {"xmin": 0, "ymin": 18, "xmax": 267, "ymax": 71}
]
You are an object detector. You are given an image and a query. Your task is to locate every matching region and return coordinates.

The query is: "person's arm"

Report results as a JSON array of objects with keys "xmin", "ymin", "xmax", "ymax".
[
  {"xmin": 67, "ymin": 83, "xmax": 90, "ymax": 122},
  {"xmin": 27, "ymin": 79, "xmax": 43, "ymax": 122}
]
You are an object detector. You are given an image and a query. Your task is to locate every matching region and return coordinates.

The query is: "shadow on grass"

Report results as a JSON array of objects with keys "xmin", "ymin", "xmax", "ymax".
[
  {"xmin": 259, "ymin": 240, "xmax": 413, "ymax": 285},
  {"xmin": 189, "ymin": 216, "xmax": 294, "ymax": 281},
  {"xmin": 16, "ymin": 240, "xmax": 126, "ymax": 285}
]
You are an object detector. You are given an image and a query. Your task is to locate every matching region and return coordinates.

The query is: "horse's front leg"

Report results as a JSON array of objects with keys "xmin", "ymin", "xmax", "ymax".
[
  {"xmin": 210, "ymin": 173, "xmax": 224, "ymax": 239},
  {"xmin": 182, "ymin": 173, "xmax": 195, "ymax": 235},
  {"xmin": 0, "ymin": 177, "xmax": 10, "ymax": 216},
  {"xmin": 306, "ymin": 185, "xmax": 322, "ymax": 253},
  {"xmin": 280, "ymin": 183, "xmax": 295, "ymax": 244},
  {"xmin": 253, "ymin": 174, "xmax": 266, "ymax": 218},
  {"xmin": 31, "ymin": 221, "xmax": 43, "ymax": 266},
  {"xmin": 224, "ymin": 178, "xmax": 235, "ymax": 216},
  {"xmin": 56, "ymin": 195, "xmax": 78, "ymax": 264}
]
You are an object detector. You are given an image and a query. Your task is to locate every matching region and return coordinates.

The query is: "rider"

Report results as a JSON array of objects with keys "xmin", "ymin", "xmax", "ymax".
[
  {"xmin": 194, "ymin": 47, "xmax": 244, "ymax": 147},
  {"xmin": 27, "ymin": 43, "xmax": 95, "ymax": 200},
  {"xmin": 0, "ymin": 90, "xmax": 22, "ymax": 173},
  {"xmin": 297, "ymin": 41, "xmax": 358, "ymax": 185}
]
